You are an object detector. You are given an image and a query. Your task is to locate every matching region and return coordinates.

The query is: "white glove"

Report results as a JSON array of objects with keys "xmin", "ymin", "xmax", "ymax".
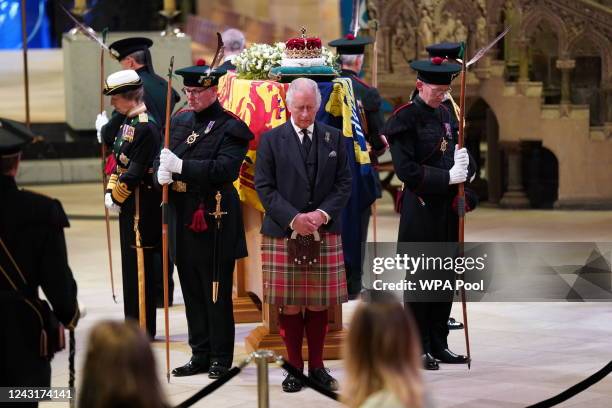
[
  {"xmin": 95, "ymin": 111, "xmax": 109, "ymax": 144},
  {"xmin": 157, "ymin": 168, "xmax": 174, "ymax": 185},
  {"xmin": 449, "ymin": 145, "xmax": 469, "ymax": 185},
  {"xmin": 160, "ymin": 148, "xmax": 183, "ymax": 174},
  {"xmin": 104, "ymin": 192, "xmax": 121, "ymax": 214}
]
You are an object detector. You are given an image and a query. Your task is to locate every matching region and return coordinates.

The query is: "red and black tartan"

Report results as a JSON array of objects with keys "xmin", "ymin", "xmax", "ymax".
[{"xmin": 262, "ymin": 232, "xmax": 348, "ymax": 306}]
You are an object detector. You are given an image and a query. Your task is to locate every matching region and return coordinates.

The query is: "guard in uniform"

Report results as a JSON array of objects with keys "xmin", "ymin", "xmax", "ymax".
[
  {"xmin": 328, "ymin": 34, "xmax": 388, "ymax": 299},
  {"xmin": 107, "ymin": 37, "xmax": 181, "ymax": 307},
  {"xmin": 383, "ymin": 57, "xmax": 477, "ymax": 370},
  {"xmin": 155, "ymin": 62, "xmax": 253, "ymax": 379},
  {"xmin": 421, "ymin": 42, "xmax": 472, "ymax": 332},
  {"xmin": 101, "ymin": 70, "xmax": 161, "ymax": 339},
  {"xmin": 108, "ymin": 37, "xmax": 181, "ymax": 130},
  {"xmin": 0, "ymin": 118, "xmax": 79, "ymax": 407}
]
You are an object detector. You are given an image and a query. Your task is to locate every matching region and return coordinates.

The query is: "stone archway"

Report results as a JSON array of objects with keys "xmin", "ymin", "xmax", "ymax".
[
  {"xmin": 521, "ymin": 142, "xmax": 559, "ymax": 209},
  {"xmin": 465, "ymin": 97, "xmax": 501, "ymax": 204}
]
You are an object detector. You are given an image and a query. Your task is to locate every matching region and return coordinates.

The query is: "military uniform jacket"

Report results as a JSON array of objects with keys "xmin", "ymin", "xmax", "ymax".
[
  {"xmin": 341, "ymin": 69, "xmax": 386, "ymax": 154},
  {"xmin": 156, "ymin": 100, "xmax": 254, "ymax": 261},
  {"xmin": 0, "ymin": 176, "xmax": 79, "ymax": 358},
  {"xmin": 383, "ymin": 95, "xmax": 477, "ymax": 242},
  {"xmin": 105, "ymin": 105, "xmax": 161, "ymax": 246}
]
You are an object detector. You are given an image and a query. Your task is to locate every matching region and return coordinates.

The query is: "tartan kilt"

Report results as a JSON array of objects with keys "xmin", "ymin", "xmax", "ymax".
[{"xmin": 262, "ymin": 232, "xmax": 348, "ymax": 306}]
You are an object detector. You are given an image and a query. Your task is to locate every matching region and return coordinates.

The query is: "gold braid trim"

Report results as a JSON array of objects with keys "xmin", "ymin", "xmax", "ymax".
[
  {"xmin": 106, "ymin": 173, "xmax": 119, "ymax": 191},
  {"xmin": 112, "ymin": 181, "xmax": 132, "ymax": 204}
]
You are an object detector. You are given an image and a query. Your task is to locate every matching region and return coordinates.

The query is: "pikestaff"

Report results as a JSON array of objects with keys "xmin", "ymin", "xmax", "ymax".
[
  {"xmin": 161, "ymin": 56, "xmax": 175, "ymax": 383},
  {"xmin": 20, "ymin": 0, "xmax": 30, "ymax": 129},
  {"xmin": 99, "ymin": 29, "xmax": 118, "ymax": 304},
  {"xmin": 369, "ymin": 17, "xmax": 379, "ymax": 246},
  {"xmin": 59, "ymin": 3, "xmax": 118, "ymax": 303},
  {"xmin": 456, "ymin": 27, "xmax": 511, "ymax": 369}
]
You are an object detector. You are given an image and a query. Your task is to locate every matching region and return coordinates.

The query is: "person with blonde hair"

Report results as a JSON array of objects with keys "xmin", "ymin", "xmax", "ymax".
[
  {"xmin": 343, "ymin": 295, "xmax": 424, "ymax": 408},
  {"xmin": 78, "ymin": 320, "xmax": 168, "ymax": 408}
]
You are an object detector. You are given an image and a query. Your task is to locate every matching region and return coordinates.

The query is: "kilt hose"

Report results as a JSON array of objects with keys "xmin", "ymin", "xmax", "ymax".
[{"xmin": 262, "ymin": 232, "xmax": 348, "ymax": 306}]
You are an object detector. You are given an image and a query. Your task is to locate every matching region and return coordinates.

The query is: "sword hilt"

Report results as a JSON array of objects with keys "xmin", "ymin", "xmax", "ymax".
[{"xmin": 209, "ymin": 190, "xmax": 227, "ymax": 224}]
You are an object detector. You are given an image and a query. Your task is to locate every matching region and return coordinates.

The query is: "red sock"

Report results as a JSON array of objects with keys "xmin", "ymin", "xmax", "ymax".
[
  {"xmin": 278, "ymin": 312, "xmax": 304, "ymax": 371},
  {"xmin": 304, "ymin": 309, "xmax": 328, "ymax": 370}
]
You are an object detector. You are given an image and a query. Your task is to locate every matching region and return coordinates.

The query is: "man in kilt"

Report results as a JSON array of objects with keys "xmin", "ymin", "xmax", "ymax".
[{"xmin": 255, "ymin": 78, "xmax": 352, "ymax": 393}]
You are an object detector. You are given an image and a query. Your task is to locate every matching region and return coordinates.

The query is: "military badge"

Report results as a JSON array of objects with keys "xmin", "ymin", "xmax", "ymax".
[
  {"xmin": 199, "ymin": 76, "xmax": 212, "ymax": 87},
  {"xmin": 444, "ymin": 123, "xmax": 452, "ymax": 137},
  {"xmin": 325, "ymin": 132, "xmax": 330, "ymax": 143},
  {"xmin": 119, "ymin": 153, "xmax": 129, "ymax": 165},
  {"xmin": 186, "ymin": 131, "xmax": 199, "ymax": 145},
  {"xmin": 204, "ymin": 121, "xmax": 215, "ymax": 134},
  {"xmin": 122, "ymin": 125, "xmax": 135, "ymax": 143},
  {"xmin": 440, "ymin": 138, "xmax": 448, "ymax": 153}
]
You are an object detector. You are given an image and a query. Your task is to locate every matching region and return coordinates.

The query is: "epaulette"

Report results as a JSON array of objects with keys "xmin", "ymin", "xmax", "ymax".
[
  {"xmin": 138, "ymin": 112, "xmax": 148, "ymax": 123},
  {"xmin": 172, "ymin": 107, "xmax": 194, "ymax": 118},
  {"xmin": 223, "ymin": 109, "xmax": 244, "ymax": 122},
  {"xmin": 392, "ymin": 101, "xmax": 413, "ymax": 115},
  {"xmin": 351, "ymin": 74, "xmax": 372, "ymax": 89}
]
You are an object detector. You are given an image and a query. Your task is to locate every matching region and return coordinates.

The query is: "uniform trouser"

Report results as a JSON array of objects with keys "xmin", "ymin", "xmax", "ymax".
[
  {"xmin": 175, "ymin": 255, "xmax": 235, "ymax": 366},
  {"xmin": 1, "ymin": 306, "xmax": 51, "ymax": 408},
  {"xmin": 406, "ymin": 301, "xmax": 452, "ymax": 355},
  {"xmin": 119, "ymin": 212, "xmax": 158, "ymax": 338},
  {"xmin": 345, "ymin": 207, "xmax": 372, "ymax": 295}
]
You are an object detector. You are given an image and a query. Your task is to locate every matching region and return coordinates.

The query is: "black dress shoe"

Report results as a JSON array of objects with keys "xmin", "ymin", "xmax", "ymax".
[
  {"xmin": 309, "ymin": 367, "xmax": 339, "ymax": 391},
  {"xmin": 432, "ymin": 348, "xmax": 469, "ymax": 364},
  {"xmin": 447, "ymin": 317, "xmax": 464, "ymax": 330},
  {"xmin": 422, "ymin": 353, "xmax": 440, "ymax": 370},
  {"xmin": 172, "ymin": 359, "xmax": 209, "ymax": 377},
  {"xmin": 282, "ymin": 373, "xmax": 303, "ymax": 393},
  {"xmin": 208, "ymin": 361, "xmax": 230, "ymax": 379}
]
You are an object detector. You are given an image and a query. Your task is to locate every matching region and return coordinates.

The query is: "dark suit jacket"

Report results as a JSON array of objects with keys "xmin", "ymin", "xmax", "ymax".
[{"xmin": 255, "ymin": 121, "xmax": 352, "ymax": 237}]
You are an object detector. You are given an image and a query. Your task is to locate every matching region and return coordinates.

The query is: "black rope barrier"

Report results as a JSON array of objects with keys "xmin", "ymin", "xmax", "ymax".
[
  {"xmin": 69, "ymin": 329, "xmax": 76, "ymax": 408},
  {"xmin": 279, "ymin": 360, "xmax": 340, "ymax": 401},
  {"xmin": 174, "ymin": 360, "xmax": 249, "ymax": 408},
  {"xmin": 526, "ymin": 360, "xmax": 612, "ymax": 408}
]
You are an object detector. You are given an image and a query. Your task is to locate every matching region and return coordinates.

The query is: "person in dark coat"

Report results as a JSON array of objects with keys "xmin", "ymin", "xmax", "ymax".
[
  {"xmin": 155, "ymin": 63, "xmax": 253, "ymax": 379},
  {"xmin": 255, "ymin": 78, "xmax": 352, "ymax": 393},
  {"xmin": 102, "ymin": 69, "xmax": 161, "ymax": 339},
  {"xmin": 329, "ymin": 34, "xmax": 389, "ymax": 299},
  {"xmin": 0, "ymin": 118, "xmax": 79, "ymax": 408},
  {"xmin": 218, "ymin": 28, "xmax": 246, "ymax": 71},
  {"xmin": 383, "ymin": 58, "xmax": 477, "ymax": 370},
  {"xmin": 106, "ymin": 36, "xmax": 181, "ymax": 307}
]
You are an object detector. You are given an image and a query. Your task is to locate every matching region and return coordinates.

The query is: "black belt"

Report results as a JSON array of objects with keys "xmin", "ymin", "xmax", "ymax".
[{"xmin": 171, "ymin": 181, "xmax": 233, "ymax": 194}]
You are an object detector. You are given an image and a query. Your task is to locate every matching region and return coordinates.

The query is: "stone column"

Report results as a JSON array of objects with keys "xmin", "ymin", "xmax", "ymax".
[
  {"xmin": 517, "ymin": 36, "xmax": 529, "ymax": 82},
  {"xmin": 500, "ymin": 142, "xmax": 530, "ymax": 208},
  {"xmin": 556, "ymin": 58, "xmax": 576, "ymax": 105}
]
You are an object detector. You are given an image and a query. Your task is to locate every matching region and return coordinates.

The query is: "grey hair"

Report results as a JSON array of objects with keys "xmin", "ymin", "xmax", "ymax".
[
  {"xmin": 121, "ymin": 87, "xmax": 144, "ymax": 103},
  {"xmin": 221, "ymin": 28, "xmax": 246, "ymax": 54},
  {"xmin": 340, "ymin": 54, "xmax": 362, "ymax": 66},
  {"xmin": 127, "ymin": 50, "xmax": 146, "ymax": 65},
  {"xmin": 286, "ymin": 77, "xmax": 322, "ymax": 109}
]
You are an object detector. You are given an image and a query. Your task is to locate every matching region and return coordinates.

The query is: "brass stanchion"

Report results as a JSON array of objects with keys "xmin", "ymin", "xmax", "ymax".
[{"xmin": 252, "ymin": 350, "xmax": 274, "ymax": 408}]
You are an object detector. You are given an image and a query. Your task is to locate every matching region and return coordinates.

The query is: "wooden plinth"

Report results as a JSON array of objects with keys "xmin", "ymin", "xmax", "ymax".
[
  {"xmin": 245, "ymin": 325, "xmax": 346, "ymax": 360},
  {"xmin": 245, "ymin": 303, "xmax": 345, "ymax": 360},
  {"xmin": 233, "ymin": 295, "xmax": 261, "ymax": 323}
]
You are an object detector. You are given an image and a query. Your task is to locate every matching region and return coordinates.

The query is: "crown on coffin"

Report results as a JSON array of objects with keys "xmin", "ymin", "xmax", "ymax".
[{"xmin": 285, "ymin": 27, "xmax": 323, "ymax": 59}]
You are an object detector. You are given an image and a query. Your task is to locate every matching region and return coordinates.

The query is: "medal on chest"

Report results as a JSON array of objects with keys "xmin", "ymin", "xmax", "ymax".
[
  {"xmin": 122, "ymin": 125, "xmax": 135, "ymax": 143},
  {"xmin": 440, "ymin": 122, "xmax": 452, "ymax": 153},
  {"xmin": 185, "ymin": 120, "xmax": 215, "ymax": 145}
]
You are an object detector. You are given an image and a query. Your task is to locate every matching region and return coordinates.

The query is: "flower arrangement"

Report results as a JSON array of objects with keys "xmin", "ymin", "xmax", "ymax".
[{"xmin": 233, "ymin": 42, "xmax": 338, "ymax": 80}]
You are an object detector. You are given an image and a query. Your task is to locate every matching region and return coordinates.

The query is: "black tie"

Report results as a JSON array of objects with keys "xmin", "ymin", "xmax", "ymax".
[{"xmin": 301, "ymin": 129, "xmax": 311, "ymax": 155}]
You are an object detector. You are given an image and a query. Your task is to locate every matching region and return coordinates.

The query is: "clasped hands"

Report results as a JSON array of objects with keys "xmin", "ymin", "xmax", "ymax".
[{"xmin": 292, "ymin": 211, "xmax": 327, "ymax": 236}]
